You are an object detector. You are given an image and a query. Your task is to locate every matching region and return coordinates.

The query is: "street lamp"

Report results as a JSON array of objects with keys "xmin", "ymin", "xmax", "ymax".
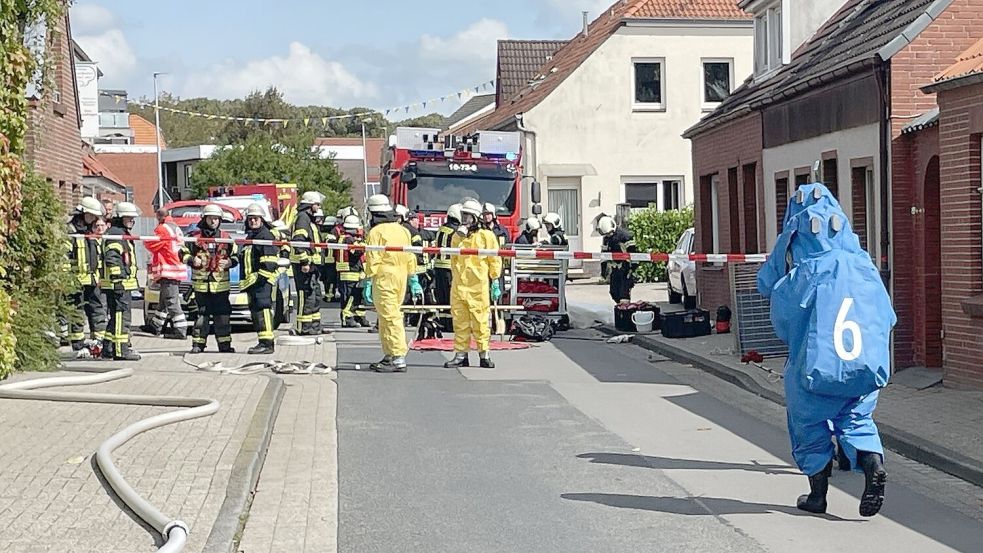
[
  {"xmin": 360, "ymin": 118, "xmax": 371, "ymax": 186},
  {"xmin": 153, "ymin": 72, "xmax": 167, "ymax": 209}
]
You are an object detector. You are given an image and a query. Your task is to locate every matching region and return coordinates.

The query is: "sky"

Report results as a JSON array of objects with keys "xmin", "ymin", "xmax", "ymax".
[{"xmin": 70, "ymin": 0, "xmax": 613, "ymax": 116}]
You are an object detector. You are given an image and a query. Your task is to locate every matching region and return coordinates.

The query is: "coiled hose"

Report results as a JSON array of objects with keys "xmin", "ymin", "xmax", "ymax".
[{"xmin": 0, "ymin": 369, "xmax": 219, "ymax": 552}]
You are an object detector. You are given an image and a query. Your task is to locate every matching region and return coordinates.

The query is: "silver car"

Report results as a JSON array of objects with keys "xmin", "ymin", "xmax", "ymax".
[{"xmin": 667, "ymin": 227, "xmax": 697, "ymax": 309}]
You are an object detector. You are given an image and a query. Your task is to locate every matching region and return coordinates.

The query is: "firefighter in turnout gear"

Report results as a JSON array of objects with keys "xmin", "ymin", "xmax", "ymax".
[
  {"xmin": 597, "ymin": 216, "xmax": 637, "ymax": 303},
  {"xmin": 482, "ymin": 202, "xmax": 510, "ymax": 310},
  {"xmin": 183, "ymin": 204, "xmax": 238, "ymax": 353},
  {"xmin": 337, "ymin": 215, "xmax": 370, "ymax": 328},
  {"xmin": 319, "ymin": 215, "xmax": 339, "ymax": 302},
  {"xmin": 433, "ymin": 203, "xmax": 461, "ymax": 332},
  {"xmin": 444, "ymin": 199, "xmax": 502, "ymax": 369},
  {"xmin": 543, "ymin": 212, "xmax": 568, "ymax": 246},
  {"xmin": 395, "ymin": 205, "xmax": 428, "ymax": 323},
  {"xmin": 291, "ymin": 191, "xmax": 327, "ymax": 335},
  {"xmin": 100, "ymin": 202, "xmax": 141, "ymax": 361},
  {"xmin": 240, "ymin": 203, "xmax": 281, "ymax": 355},
  {"xmin": 516, "ymin": 217, "xmax": 541, "ymax": 245},
  {"xmin": 64, "ymin": 197, "xmax": 106, "ymax": 350}
]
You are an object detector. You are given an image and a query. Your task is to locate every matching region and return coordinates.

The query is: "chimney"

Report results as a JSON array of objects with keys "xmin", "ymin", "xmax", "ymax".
[{"xmin": 582, "ymin": 11, "xmax": 589, "ymax": 37}]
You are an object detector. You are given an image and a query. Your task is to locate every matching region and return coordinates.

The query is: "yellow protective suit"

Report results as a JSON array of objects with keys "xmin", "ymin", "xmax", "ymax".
[
  {"xmin": 450, "ymin": 229, "xmax": 503, "ymax": 353},
  {"xmin": 364, "ymin": 220, "xmax": 416, "ymax": 357}
]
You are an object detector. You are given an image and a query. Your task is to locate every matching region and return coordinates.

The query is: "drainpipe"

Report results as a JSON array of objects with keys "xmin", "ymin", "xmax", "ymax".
[
  {"xmin": 877, "ymin": 61, "xmax": 892, "ymax": 292},
  {"xmin": 516, "ymin": 113, "xmax": 538, "ymax": 218}
]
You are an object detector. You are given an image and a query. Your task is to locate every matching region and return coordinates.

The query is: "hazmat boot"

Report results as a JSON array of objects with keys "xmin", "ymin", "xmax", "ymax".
[
  {"xmin": 344, "ymin": 317, "xmax": 359, "ymax": 328},
  {"xmin": 796, "ymin": 461, "xmax": 832, "ymax": 514},
  {"xmin": 370, "ymin": 356, "xmax": 394, "ymax": 372},
  {"xmin": 392, "ymin": 356, "xmax": 407, "ymax": 373},
  {"xmin": 443, "ymin": 353, "xmax": 470, "ymax": 368},
  {"xmin": 858, "ymin": 451, "xmax": 887, "ymax": 517},
  {"xmin": 478, "ymin": 352, "xmax": 495, "ymax": 369},
  {"xmin": 248, "ymin": 341, "xmax": 275, "ymax": 355}
]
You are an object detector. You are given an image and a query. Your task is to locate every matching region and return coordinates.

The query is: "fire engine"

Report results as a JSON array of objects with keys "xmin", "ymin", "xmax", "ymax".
[
  {"xmin": 207, "ymin": 183, "xmax": 298, "ymax": 224},
  {"xmin": 381, "ymin": 127, "xmax": 524, "ymax": 237}
]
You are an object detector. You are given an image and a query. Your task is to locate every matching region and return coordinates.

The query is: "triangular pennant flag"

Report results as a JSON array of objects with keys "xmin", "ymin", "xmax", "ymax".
[
  {"xmin": 304, "ymin": 118, "xmax": 310, "ymax": 127},
  {"xmin": 284, "ymin": 120, "xmax": 290, "ymax": 128},
  {"xmin": 384, "ymin": 109, "xmax": 391, "ymax": 116},
  {"xmin": 405, "ymin": 106, "xmax": 410, "ymax": 113},
  {"xmin": 321, "ymin": 117, "xmax": 328, "ymax": 126},
  {"xmin": 440, "ymin": 96, "xmax": 446, "ymax": 102},
  {"xmin": 422, "ymin": 101, "xmax": 427, "ymax": 109},
  {"xmin": 457, "ymin": 92, "xmax": 463, "ymax": 99}
]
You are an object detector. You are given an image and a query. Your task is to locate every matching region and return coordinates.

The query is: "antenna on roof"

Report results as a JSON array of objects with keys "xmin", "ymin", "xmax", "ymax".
[{"xmin": 582, "ymin": 11, "xmax": 589, "ymax": 37}]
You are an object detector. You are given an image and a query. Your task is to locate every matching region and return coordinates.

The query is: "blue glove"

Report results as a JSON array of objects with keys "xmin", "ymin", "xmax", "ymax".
[
  {"xmin": 362, "ymin": 280, "xmax": 373, "ymax": 305},
  {"xmin": 409, "ymin": 274, "xmax": 424, "ymax": 301},
  {"xmin": 491, "ymin": 280, "xmax": 502, "ymax": 302}
]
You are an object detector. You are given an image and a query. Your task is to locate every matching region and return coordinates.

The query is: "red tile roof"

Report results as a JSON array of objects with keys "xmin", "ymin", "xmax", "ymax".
[
  {"xmin": 461, "ymin": 0, "xmax": 748, "ymax": 133},
  {"xmin": 932, "ymin": 36, "xmax": 983, "ymax": 85},
  {"xmin": 128, "ymin": 113, "xmax": 167, "ymax": 148},
  {"xmin": 82, "ymin": 153, "xmax": 126, "ymax": 186}
]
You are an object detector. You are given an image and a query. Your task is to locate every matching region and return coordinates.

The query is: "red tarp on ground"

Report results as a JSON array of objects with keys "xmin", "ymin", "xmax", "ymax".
[{"xmin": 410, "ymin": 339, "xmax": 532, "ymax": 351}]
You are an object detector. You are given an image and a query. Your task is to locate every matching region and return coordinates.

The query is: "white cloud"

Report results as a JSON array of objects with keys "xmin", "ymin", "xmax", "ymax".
[
  {"xmin": 73, "ymin": 29, "xmax": 137, "ymax": 80},
  {"xmin": 70, "ymin": 3, "xmax": 116, "ymax": 35},
  {"xmin": 419, "ymin": 18, "xmax": 508, "ymax": 64},
  {"xmin": 179, "ymin": 42, "xmax": 378, "ymax": 106}
]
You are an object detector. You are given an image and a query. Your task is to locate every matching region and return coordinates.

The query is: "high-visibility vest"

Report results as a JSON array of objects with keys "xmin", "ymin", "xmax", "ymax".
[
  {"xmin": 181, "ymin": 230, "xmax": 237, "ymax": 293},
  {"xmin": 290, "ymin": 211, "xmax": 324, "ymax": 265},
  {"xmin": 433, "ymin": 225, "xmax": 456, "ymax": 270},
  {"xmin": 100, "ymin": 227, "xmax": 138, "ymax": 291},
  {"xmin": 338, "ymin": 234, "xmax": 365, "ymax": 282},
  {"xmin": 66, "ymin": 220, "xmax": 100, "ymax": 287},
  {"xmin": 240, "ymin": 228, "xmax": 280, "ymax": 290}
]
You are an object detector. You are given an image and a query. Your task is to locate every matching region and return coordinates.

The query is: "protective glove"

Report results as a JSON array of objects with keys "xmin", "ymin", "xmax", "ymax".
[
  {"xmin": 490, "ymin": 280, "xmax": 502, "ymax": 302},
  {"xmin": 362, "ymin": 279, "xmax": 373, "ymax": 305},
  {"xmin": 218, "ymin": 258, "xmax": 232, "ymax": 270},
  {"xmin": 409, "ymin": 275, "xmax": 424, "ymax": 301},
  {"xmin": 192, "ymin": 256, "xmax": 205, "ymax": 269}
]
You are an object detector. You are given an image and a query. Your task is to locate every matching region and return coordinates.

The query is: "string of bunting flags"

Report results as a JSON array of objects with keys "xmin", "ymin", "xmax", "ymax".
[{"xmin": 116, "ymin": 79, "xmax": 497, "ymax": 126}]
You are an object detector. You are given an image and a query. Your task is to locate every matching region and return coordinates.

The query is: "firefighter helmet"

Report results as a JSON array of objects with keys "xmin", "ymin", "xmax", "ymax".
[
  {"xmin": 202, "ymin": 204, "xmax": 225, "ymax": 219},
  {"xmin": 322, "ymin": 215, "xmax": 338, "ymax": 227},
  {"xmin": 367, "ymin": 194, "xmax": 393, "ymax": 213},
  {"xmin": 543, "ymin": 212, "xmax": 561, "ymax": 228},
  {"xmin": 113, "ymin": 202, "xmax": 140, "ymax": 218},
  {"xmin": 446, "ymin": 203, "xmax": 463, "ymax": 222},
  {"xmin": 460, "ymin": 199, "xmax": 483, "ymax": 219},
  {"xmin": 524, "ymin": 217, "xmax": 541, "ymax": 232},
  {"xmin": 76, "ymin": 197, "xmax": 104, "ymax": 217},
  {"xmin": 394, "ymin": 204, "xmax": 410, "ymax": 220},
  {"xmin": 343, "ymin": 215, "xmax": 362, "ymax": 230},
  {"xmin": 596, "ymin": 215, "xmax": 616, "ymax": 235},
  {"xmin": 244, "ymin": 202, "xmax": 268, "ymax": 221},
  {"xmin": 300, "ymin": 191, "xmax": 324, "ymax": 206},
  {"xmin": 337, "ymin": 206, "xmax": 356, "ymax": 219},
  {"xmin": 482, "ymin": 202, "xmax": 497, "ymax": 215}
]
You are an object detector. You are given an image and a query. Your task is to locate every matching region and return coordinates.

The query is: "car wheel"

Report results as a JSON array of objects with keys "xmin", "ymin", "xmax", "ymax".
[{"xmin": 668, "ymin": 286, "xmax": 683, "ymax": 304}]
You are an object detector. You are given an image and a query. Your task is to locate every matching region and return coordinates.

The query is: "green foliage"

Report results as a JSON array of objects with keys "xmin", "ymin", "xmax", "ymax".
[
  {"xmin": 189, "ymin": 132, "xmax": 352, "ymax": 214},
  {"xmin": 4, "ymin": 168, "xmax": 69, "ymax": 372},
  {"xmin": 628, "ymin": 206, "xmax": 694, "ymax": 283}
]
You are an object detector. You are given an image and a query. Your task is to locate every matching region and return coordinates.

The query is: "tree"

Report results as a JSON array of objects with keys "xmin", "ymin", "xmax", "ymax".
[{"xmin": 189, "ymin": 132, "xmax": 353, "ymax": 214}]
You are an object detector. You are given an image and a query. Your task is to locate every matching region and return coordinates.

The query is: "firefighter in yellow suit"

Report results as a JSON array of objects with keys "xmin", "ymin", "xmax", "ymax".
[
  {"xmin": 362, "ymin": 194, "xmax": 417, "ymax": 373},
  {"xmin": 444, "ymin": 199, "xmax": 502, "ymax": 369}
]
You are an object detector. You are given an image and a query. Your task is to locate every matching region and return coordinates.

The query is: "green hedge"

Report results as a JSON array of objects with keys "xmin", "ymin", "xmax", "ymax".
[{"xmin": 627, "ymin": 206, "xmax": 694, "ymax": 283}]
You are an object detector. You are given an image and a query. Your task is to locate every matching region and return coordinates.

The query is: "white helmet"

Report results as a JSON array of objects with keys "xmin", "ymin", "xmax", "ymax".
[
  {"xmin": 337, "ymin": 206, "xmax": 356, "ymax": 219},
  {"xmin": 367, "ymin": 194, "xmax": 393, "ymax": 214},
  {"xmin": 272, "ymin": 220, "xmax": 288, "ymax": 232},
  {"xmin": 244, "ymin": 202, "xmax": 268, "ymax": 221},
  {"xmin": 446, "ymin": 203, "xmax": 463, "ymax": 222},
  {"xmin": 343, "ymin": 215, "xmax": 362, "ymax": 230},
  {"xmin": 524, "ymin": 217, "xmax": 541, "ymax": 232},
  {"xmin": 322, "ymin": 215, "xmax": 338, "ymax": 227},
  {"xmin": 596, "ymin": 215, "xmax": 616, "ymax": 235},
  {"xmin": 460, "ymin": 199, "xmax": 483, "ymax": 219},
  {"xmin": 202, "ymin": 204, "xmax": 225, "ymax": 219},
  {"xmin": 300, "ymin": 191, "xmax": 323, "ymax": 206},
  {"xmin": 543, "ymin": 212, "xmax": 561, "ymax": 228},
  {"xmin": 394, "ymin": 204, "xmax": 410, "ymax": 220},
  {"xmin": 482, "ymin": 202, "xmax": 497, "ymax": 215},
  {"xmin": 76, "ymin": 196, "xmax": 104, "ymax": 217},
  {"xmin": 113, "ymin": 202, "xmax": 140, "ymax": 218}
]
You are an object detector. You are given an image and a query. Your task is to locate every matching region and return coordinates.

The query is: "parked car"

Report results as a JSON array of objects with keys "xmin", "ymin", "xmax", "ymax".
[
  {"xmin": 668, "ymin": 227, "xmax": 697, "ymax": 309},
  {"xmin": 143, "ymin": 221, "xmax": 292, "ymax": 327},
  {"xmin": 163, "ymin": 200, "xmax": 242, "ymax": 228}
]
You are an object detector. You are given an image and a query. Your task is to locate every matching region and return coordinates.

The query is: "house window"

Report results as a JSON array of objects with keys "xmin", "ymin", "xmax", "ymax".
[
  {"xmin": 710, "ymin": 175, "xmax": 720, "ymax": 254},
  {"xmin": 728, "ymin": 167, "xmax": 741, "ymax": 253},
  {"xmin": 754, "ymin": 2, "xmax": 783, "ymax": 76},
  {"xmin": 633, "ymin": 58, "xmax": 665, "ymax": 110},
  {"xmin": 851, "ymin": 165, "xmax": 871, "ymax": 250},
  {"xmin": 794, "ymin": 170, "xmax": 811, "ymax": 188},
  {"xmin": 702, "ymin": 59, "xmax": 733, "ymax": 107},
  {"xmin": 743, "ymin": 163, "xmax": 759, "ymax": 254},
  {"xmin": 822, "ymin": 156, "xmax": 839, "ymax": 198},
  {"xmin": 624, "ymin": 178, "xmax": 684, "ymax": 210},
  {"xmin": 775, "ymin": 175, "xmax": 789, "ymax": 230}
]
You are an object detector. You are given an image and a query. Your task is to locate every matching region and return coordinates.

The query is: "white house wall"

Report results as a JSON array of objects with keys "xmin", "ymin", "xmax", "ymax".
[
  {"xmin": 761, "ymin": 123, "xmax": 882, "ymax": 260},
  {"xmin": 524, "ymin": 23, "xmax": 753, "ymax": 253}
]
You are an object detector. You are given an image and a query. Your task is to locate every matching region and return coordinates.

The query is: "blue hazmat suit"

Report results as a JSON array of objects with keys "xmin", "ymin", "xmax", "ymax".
[{"xmin": 758, "ymin": 183, "xmax": 896, "ymax": 477}]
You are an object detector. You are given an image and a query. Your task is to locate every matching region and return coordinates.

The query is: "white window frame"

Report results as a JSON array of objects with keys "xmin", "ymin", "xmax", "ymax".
[
  {"xmin": 631, "ymin": 57, "xmax": 666, "ymax": 112},
  {"xmin": 701, "ymin": 58, "xmax": 734, "ymax": 111},
  {"xmin": 753, "ymin": 1, "xmax": 783, "ymax": 79},
  {"xmin": 622, "ymin": 176, "xmax": 686, "ymax": 211}
]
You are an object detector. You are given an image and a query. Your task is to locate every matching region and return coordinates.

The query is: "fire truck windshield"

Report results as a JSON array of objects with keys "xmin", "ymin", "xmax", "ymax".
[{"xmin": 405, "ymin": 161, "xmax": 517, "ymax": 215}]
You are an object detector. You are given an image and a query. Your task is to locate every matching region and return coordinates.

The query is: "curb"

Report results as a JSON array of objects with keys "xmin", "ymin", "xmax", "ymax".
[
  {"xmin": 602, "ymin": 325, "xmax": 983, "ymax": 488},
  {"xmin": 202, "ymin": 376, "xmax": 286, "ymax": 553}
]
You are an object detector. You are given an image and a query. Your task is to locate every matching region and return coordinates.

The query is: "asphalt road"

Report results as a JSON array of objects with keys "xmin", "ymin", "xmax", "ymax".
[{"xmin": 332, "ymin": 322, "xmax": 983, "ymax": 553}]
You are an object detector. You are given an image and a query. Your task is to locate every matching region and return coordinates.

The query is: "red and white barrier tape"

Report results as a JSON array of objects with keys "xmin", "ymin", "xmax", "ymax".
[{"xmin": 69, "ymin": 234, "xmax": 769, "ymax": 264}]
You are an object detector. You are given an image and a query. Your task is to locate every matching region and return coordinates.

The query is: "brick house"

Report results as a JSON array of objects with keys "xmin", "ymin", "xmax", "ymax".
[
  {"xmin": 918, "ymin": 38, "xmax": 983, "ymax": 387},
  {"xmin": 24, "ymin": 12, "xmax": 84, "ymax": 209},
  {"xmin": 684, "ymin": 0, "xmax": 983, "ymax": 380}
]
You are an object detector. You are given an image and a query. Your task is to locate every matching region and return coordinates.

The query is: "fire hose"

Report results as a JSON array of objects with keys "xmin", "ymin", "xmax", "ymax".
[
  {"xmin": 0, "ymin": 369, "xmax": 218, "ymax": 553},
  {"xmin": 70, "ymin": 233, "xmax": 769, "ymax": 264}
]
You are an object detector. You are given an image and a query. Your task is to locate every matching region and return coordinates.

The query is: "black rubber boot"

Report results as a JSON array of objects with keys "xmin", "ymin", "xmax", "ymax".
[
  {"xmin": 858, "ymin": 451, "xmax": 887, "ymax": 517},
  {"xmin": 248, "ymin": 342, "xmax": 275, "ymax": 355},
  {"xmin": 101, "ymin": 341, "xmax": 114, "ymax": 359},
  {"xmin": 190, "ymin": 345, "xmax": 205, "ymax": 354},
  {"xmin": 443, "ymin": 354, "xmax": 470, "ymax": 368},
  {"xmin": 370, "ymin": 356, "xmax": 394, "ymax": 372},
  {"xmin": 479, "ymin": 355, "xmax": 495, "ymax": 369},
  {"xmin": 117, "ymin": 349, "xmax": 141, "ymax": 361},
  {"xmin": 357, "ymin": 316, "xmax": 372, "ymax": 328},
  {"xmin": 344, "ymin": 317, "xmax": 359, "ymax": 328},
  {"xmin": 140, "ymin": 324, "xmax": 160, "ymax": 336},
  {"xmin": 219, "ymin": 344, "xmax": 235, "ymax": 353},
  {"xmin": 796, "ymin": 461, "xmax": 832, "ymax": 514},
  {"xmin": 163, "ymin": 330, "xmax": 187, "ymax": 340}
]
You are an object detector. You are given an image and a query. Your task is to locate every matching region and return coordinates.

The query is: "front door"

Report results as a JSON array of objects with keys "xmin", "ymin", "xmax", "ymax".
[{"xmin": 547, "ymin": 178, "xmax": 582, "ymax": 268}]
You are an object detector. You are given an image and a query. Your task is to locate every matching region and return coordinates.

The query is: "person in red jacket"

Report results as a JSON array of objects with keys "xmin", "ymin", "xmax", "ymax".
[{"xmin": 142, "ymin": 208, "xmax": 190, "ymax": 339}]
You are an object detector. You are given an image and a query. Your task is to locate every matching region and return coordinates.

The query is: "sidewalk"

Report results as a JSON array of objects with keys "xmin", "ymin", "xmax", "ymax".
[
  {"xmin": 0, "ymin": 328, "xmax": 338, "ymax": 553},
  {"xmin": 607, "ymin": 327, "xmax": 983, "ymax": 487}
]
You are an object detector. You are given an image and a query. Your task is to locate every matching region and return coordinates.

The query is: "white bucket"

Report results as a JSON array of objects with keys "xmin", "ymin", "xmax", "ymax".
[{"xmin": 631, "ymin": 310, "xmax": 655, "ymax": 333}]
